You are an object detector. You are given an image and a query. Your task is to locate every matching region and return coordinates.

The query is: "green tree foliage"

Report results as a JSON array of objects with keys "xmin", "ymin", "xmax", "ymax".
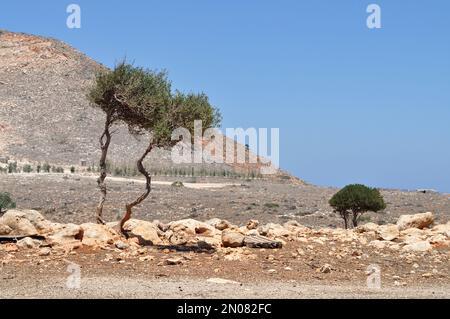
[
  {"xmin": 0, "ymin": 192, "xmax": 16, "ymax": 214},
  {"xmin": 329, "ymin": 184, "xmax": 386, "ymax": 229},
  {"xmin": 89, "ymin": 60, "xmax": 221, "ymax": 231}
]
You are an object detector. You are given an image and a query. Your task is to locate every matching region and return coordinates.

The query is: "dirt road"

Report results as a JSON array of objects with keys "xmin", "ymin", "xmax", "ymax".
[{"xmin": 1, "ymin": 274, "xmax": 448, "ymax": 299}]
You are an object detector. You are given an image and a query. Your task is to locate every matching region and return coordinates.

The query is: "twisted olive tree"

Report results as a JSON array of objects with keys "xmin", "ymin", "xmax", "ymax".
[
  {"xmin": 117, "ymin": 84, "xmax": 221, "ymax": 233},
  {"xmin": 89, "ymin": 62, "xmax": 221, "ymax": 232},
  {"xmin": 88, "ymin": 62, "xmax": 170, "ymax": 224}
]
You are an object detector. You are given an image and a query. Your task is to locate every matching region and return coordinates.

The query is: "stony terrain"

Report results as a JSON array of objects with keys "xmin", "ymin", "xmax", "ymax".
[
  {"xmin": 0, "ymin": 208, "xmax": 449, "ymax": 298},
  {"xmin": 0, "ymin": 173, "xmax": 449, "ymax": 228}
]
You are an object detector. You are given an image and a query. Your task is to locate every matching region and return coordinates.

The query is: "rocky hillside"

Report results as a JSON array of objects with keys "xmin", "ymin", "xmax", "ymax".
[{"xmin": 0, "ymin": 30, "xmax": 297, "ymax": 181}]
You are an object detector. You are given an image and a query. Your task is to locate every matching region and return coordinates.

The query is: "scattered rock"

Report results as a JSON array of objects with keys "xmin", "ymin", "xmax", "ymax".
[
  {"xmin": 81, "ymin": 223, "xmax": 117, "ymax": 246},
  {"xmin": 319, "ymin": 264, "xmax": 332, "ymax": 274},
  {"xmin": 38, "ymin": 247, "xmax": 51, "ymax": 256},
  {"xmin": 369, "ymin": 240, "xmax": 388, "ymax": 250},
  {"xmin": 16, "ymin": 237, "xmax": 41, "ymax": 249},
  {"xmin": 165, "ymin": 257, "xmax": 183, "ymax": 265},
  {"xmin": 46, "ymin": 223, "xmax": 83, "ymax": 247},
  {"xmin": 402, "ymin": 241, "xmax": 432, "ymax": 253},
  {"xmin": 244, "ymin": 234, "xmax": 283, "ymax": 249},
  {"xmin": 115, "ymin": 240, "xmax": 129, "ymax": 250},
  {"xmin": 0, "ymin": 224, "xmax": 12, "ymax": 235},
  {"xmin": 397, "ymin": 212, "xmax": 434, "ymax": 231},
  {"xmin": 377, "ymin": 225, "xmax": 400, "ymax": 241},
  {"xmin": 221, "ymin": 229, "xmax": 244, "ymax": 248},
  {"xmin": 246, "ymin": 220, "xmax": 259, "ymax": 230},
  {"xmin": 123, "ymin": 219, "xmax": 162, "ymax": 246},
  {"xmin": 258, "ymin": 223, "xmax": 292, "ymax": 238},
  {"xmin": 0, "ymin": 210, "xmax": 52, "ymax": 236},
  {"xmin": 356, "ymin": 222, "xmax": 379, "ymax": 233}
]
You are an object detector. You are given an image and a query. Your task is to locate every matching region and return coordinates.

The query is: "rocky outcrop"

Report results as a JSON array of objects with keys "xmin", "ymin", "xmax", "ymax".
[
  {"xmin": 122, "ymin": 219, "xmax": 163, "ymax": 246},
  {"xmin": 0, "ymin": 210, "xmax": 52, "ymax": 236},
  {"xmin": 397, "ymin": 212, "xmax": 434, "ymax": 231},
  {"xmin": 80, "ymin": 223, "xmax": 118, "ymax": 246},
  {"xmin": 1, "ymin": 210, "xmax": 448, "ymax": 256}
]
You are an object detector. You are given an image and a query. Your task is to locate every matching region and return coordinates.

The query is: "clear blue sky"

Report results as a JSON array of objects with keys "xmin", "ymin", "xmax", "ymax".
[{"xmin": 1, "ymin": 1, "xmax": 450, "ymax": 192}]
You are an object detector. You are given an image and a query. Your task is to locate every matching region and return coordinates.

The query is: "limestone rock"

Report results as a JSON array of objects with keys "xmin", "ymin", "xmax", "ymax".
[
  {"xmin": 377, "ymin": 225, "xmax": 400, "ymax": 241},
  {"xmin": 221, "ymin": 229, "xmax": 244, "ymax": 248},
  {"xmin": 80, "ymin": 223, "xmax": 117, "ymax": 246},
  {"xmin": 0, "ymin": 224, "xmax": 12, "ymax": 235},
  {"xmin": 397, "ymin": 212, "xmax": 434, "ymax": 231},
  {"xmin": 46, "ymin": 223, "xmax": 83, "ymax": 247},
  {"xmin": 0, "ymin": 210, "xmax": 52, "ymax": 236},
  {"xmin": 402, "ymin": 240, "xmax": 432, "ymax": 253},
  {"xmin": 258, "ymin": 223, "xmax": 292, "ymax": 238},
  {"xmin": 16, "ymin": 237, "xmax": 41, "ymax": 249},
  {"xmin": 246, "ymin": 220, "xmax": 259, "ymax": 230},
  {"xmin": 356, "ymin": 222, "xmax": 379, "ymax": 233},
  {"xmin": 123, "ymin": 219, "xmax": 162, "ymax": 246},
  {"xmin": 169, "ymin": 219, "xmax": 219, "ymax": 237}
]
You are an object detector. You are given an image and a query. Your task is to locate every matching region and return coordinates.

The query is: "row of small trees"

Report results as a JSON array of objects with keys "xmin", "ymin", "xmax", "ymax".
[
  {"xmin": 89, "ymin": 61, "xmax": 221, "ymax": 232},
  {"xmin": 0, "ymin": 162, "xmax": 70, "ymax": 174}
]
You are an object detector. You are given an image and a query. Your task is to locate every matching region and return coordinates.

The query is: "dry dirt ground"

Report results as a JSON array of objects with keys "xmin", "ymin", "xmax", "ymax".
[
  {"xmin": 1, "ymin": 242, "xmax": 449, "ymax": 299},
  {"xmin": 0, "ymin": 173, "xmax": 449, "ymax": 299}
]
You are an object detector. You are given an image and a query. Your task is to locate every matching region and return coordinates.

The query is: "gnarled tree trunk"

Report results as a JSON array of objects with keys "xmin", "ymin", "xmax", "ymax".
[
  {"xmin": 352, "ymin": 212, "xmax": 361, "ymax": 228},
  {"xmin": 339, "ymin": 210, "xmax": 349, "ymax": 229},
  {"xmin": 119, "ymin": 142, "xmax": 154, "ymax": 234},
  {"xmin": 96, "ymin": 111, "xmax": 113, "ymax": 224}
]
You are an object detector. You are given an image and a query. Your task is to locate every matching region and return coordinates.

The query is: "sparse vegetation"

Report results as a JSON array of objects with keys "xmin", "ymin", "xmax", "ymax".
[
  {"xmin": 23, "ymin": 164, "xmax": 32, "ymax": 173},
  {"xmin": 8, "ymin": 162, "xmax": 17, "ymax": 173},
  {"xmin": 329, "ymin": 184, "xmax": 386, "ymax": 229},
  {"xmin": 42, "ymin": 163, "xmax": 51, "ymax": 173},
  {"xmin": 264, "ymin": 202, "xmax": 279, "ymax": 209},
  {"xmin": 0, "ymin": 192, "xmax": 16, "ymax": 214},
  {"xmin": 171, "ymin": 181, "xmax": 184, "ymax": 187}
]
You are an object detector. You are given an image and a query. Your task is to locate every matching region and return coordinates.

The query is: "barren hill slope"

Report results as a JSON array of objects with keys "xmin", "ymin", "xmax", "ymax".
[{"xmin": 0, "ymin": 30, "xmax": 298, "ymax": 181}]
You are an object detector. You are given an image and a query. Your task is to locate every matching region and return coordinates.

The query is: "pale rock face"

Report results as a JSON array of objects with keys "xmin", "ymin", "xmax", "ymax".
[
  {"xmin": 400, "ymin": 228, "xmax": 426, "ymax": 245},
  {"xmin": 16, "ymin": 237, "xmax": 41, "ymax": 249},
  {"xmin": 46, "ymin": 223, "xmax": 83, "ymax": 247},
  {"xmin": 431, "ymin": 222, "xmax": 450, "ymax": 238},
  {"xmin": 369, "ymin": 240, "xmax": 388, "ymax": 250},
  {"xmin": 221, "ymin": 229, "xmax": 245, "ymax": 248},
  {"xmin": 123, "ymin": 219, "xmax": 162, "ymax": 246},
  {"xmin": 396, "ymin": 212, "xmax": 434, "ymax": 231},
  {"xmin": 402, "ymin": 240, "xmax": 432, "ymax": 253},
  {"xmin": 428, "ymin": 234, "xmax": 449, "ymax": 247},
  {"xmin": 0, "ymin": 210, "xmax": 52, "ymax": 236},
  {"xmin": 80, "ymin": 223, "xmax": 118, "ymax": 246},
  {"xmin": 0, "ymin": 223, "xmax": 12, "ymax": 235},
  {"xmin": 377, "ymin": 225, "xmax": 400, "ymax": 241},
  {"xmin": 283, "ymin": 221, "xmax": 311, "ymax": 235},
  {"xmin": 169, "ymin": 219, "xmax": 219, "ymax": 238},
  {"xmin": 258, "ymin": 223, "xmax": 292, "ymax": 239},
  {"xmin": 356, "ymin": 222, "xmax": 379, "ymax": 233},
  {"xmin": 197, "ymin": 236, "xmax": 222, "ymax": 249},
  {"xmin": 246, "ymin": 220, "xmax": 259, "ymax": 230}
]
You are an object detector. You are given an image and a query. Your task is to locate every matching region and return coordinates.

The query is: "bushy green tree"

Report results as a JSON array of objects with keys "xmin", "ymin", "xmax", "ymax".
[
  {"xmin": 89, "ymin": 61, "xmax": 221, "ymax": 232},
  {"xmin": 329, "ymin": 184, "xmax": 386, "ymax": 229},
  {"xmin": 0, "ymin": 192, "xmax": 16, "ymax": 214}
]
